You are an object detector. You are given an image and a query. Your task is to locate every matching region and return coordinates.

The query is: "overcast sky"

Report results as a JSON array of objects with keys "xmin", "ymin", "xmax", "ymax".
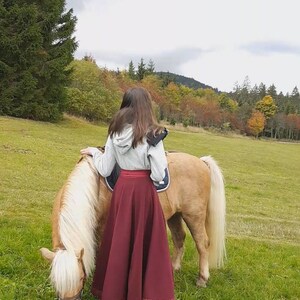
[{"xmin": 66, "ymin": 0, "xmax": 300, "ymax": 94}]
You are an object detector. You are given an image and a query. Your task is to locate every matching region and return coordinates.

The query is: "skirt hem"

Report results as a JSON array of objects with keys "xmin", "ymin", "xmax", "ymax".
[{"xmin": 92, "ymin": 287, "xmax": 175, "ymax": 300}]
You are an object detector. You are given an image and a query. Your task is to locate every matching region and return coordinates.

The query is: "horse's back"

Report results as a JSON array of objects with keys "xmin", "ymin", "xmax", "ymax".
[{"xmin": 161, "ymin": 152, "xmax": 211, "ymax": 218}]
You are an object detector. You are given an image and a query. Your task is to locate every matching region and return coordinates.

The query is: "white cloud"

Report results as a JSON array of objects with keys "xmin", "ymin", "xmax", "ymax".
[
  {"xmin": 67, "ymin": 0, "xmax": 300, "ymax": 93},
  {"xmin": 241, "ymin": 41, "xmax": 300, "ymax": 56},
  {"xmin": 76, "ymin": 47, "xmax": 209, "ymax": 73}
]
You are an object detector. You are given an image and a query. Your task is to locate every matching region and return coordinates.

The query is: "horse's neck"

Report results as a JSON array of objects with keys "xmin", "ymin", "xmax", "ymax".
[
  {"xmin": 52, "ymin": 187, "xmax": 66, "ymax": 250},
  {"xmin": 55, "ymin": 157, "xmax": 100, "ymax": 275},
  {"xmin": 93, "ymin": 177, "xmax": 112, "ymax": 242}
]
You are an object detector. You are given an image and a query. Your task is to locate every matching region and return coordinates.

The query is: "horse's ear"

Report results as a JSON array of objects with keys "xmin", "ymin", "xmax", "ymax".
[
  {"xmin": 75, "ymin": 248, "xmax": 84, "ymax": 261},
  {"xmin": 40, "ymin": 248, "xmax": 55, "ymax": 262}
]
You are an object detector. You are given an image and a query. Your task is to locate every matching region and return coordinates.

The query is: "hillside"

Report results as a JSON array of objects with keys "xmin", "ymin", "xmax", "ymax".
[{"xmin": 155, "ymin": 71, "xmax": 220, "ymax": 92}]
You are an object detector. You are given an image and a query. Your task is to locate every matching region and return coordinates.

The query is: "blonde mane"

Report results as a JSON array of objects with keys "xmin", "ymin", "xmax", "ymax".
[{"xmin": 50, "ymin": 156, "xmax": 100, "ymax": 296}]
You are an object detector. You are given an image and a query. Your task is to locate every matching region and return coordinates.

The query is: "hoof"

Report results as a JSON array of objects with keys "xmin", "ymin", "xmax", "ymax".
[
  {"xmin": 172, "ymin": 261, "xmax": 181, "ymax": 271},
  {"xmin": 196, "ymin": 277, "xmax": 207, "ymax": 288}
]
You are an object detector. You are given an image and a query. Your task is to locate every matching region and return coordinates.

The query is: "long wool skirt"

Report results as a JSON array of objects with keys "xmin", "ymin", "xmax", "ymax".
[{"xmin": 91, "ymin": 170, "xmax": 175, "ymax": 300}]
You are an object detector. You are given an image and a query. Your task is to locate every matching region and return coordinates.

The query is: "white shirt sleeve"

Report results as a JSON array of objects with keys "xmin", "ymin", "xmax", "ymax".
[
  {"xmin": 92, "ymin": 136, "xmax": 116, "ymax": 177},
  {"xmin": 148, "ymin": 140, "xmax": 167, "ymax": 182}
]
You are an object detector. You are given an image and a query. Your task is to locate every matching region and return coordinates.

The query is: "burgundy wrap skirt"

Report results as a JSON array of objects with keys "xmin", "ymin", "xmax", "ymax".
[{"xmin": 91, "ymin": 170, "xmax": 175, "ymax": 300}]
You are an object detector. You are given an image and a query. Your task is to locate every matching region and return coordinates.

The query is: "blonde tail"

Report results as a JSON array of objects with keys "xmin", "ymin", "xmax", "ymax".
[{"xmin": 201, "ymin": 156, "xmax": 226, "ymax": 269}]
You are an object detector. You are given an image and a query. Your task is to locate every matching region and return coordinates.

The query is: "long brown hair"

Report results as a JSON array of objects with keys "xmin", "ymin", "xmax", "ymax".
[{"xmin": 108, "ymin": 87, "xmax": 162, "ymax": 148}]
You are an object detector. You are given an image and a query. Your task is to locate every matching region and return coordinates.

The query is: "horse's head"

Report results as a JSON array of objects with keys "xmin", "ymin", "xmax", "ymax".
[
  {"xmin": 40, "ymin": 155, "xmax": 101, "ymax": 298},
  {"xmin": 40, "ymin": 247, "xmax": 86, "ymax": 300}
]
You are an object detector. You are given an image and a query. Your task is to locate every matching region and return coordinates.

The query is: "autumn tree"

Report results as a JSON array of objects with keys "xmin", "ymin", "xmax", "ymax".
[
  {"xmin": 141, "ymin": 75, "xmax": 164, "ymax": 104},
  {"xmin": 255, "ymin": 95, "xmax": 277, "ymax": 120},
  {"xmin": 218, "ymin": 93, "xmax": 238, "ymax": 112},
  {"xmin": 66, "ymin": 60, "xmax": 121, "ymax": 121},
  {"xmin": 286, "ymin": 114, "xmax": 299, "ymax": 140},
  {"xmin": 179, "ymin": 95, "xmax": 200, "ymax": 126},
  {"xmin": 198, "ymin": 101, "xmax": 222, "ymax": 128},
  {"xmin": 247, "ymin": 111, "xmax": 266, "ymax": 138}
]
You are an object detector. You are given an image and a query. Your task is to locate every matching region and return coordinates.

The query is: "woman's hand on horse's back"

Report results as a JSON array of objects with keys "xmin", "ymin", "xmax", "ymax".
[{"xmin": 80, "ymin": 147, "xmax": 99, "ymax": 156}]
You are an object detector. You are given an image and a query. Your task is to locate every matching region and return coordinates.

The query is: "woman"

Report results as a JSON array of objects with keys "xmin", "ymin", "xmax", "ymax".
[{"xmin": 80, "ymin": 87, "xmax": 175, "ymax": 300}]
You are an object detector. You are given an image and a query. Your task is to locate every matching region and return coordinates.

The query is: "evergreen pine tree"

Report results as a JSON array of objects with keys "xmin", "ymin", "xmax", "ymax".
[
  {"xmin": 0, "ymin": 0, "xmax": 77, "ymax": 121},
  {"xmin": 291, "ymin": 86, "xmax": 300, "ymax": 113},
  {"xmin": 267, "ymin": 84, "xmax": 277, "ymax": 100},
  {"xmin": 128, "ymin": 60, "xmax": 135, "ymax": 80},
  {"xmin": 83, "ymin": 54, "xmax": 96, "ymax": 63},
  {"xmin": 291, "ymin": 86, "xmax": 299, "ymax": 99},
  {"xmin": 147, "ymin": 59, "xmax": 155, "ymax": 74},
  {"xmin": 137, "ymin": 58, "xmax": 146, "ymax": 81},
  {"xmin": 258, "ymin": 83, "xmax": 267, "ymax": 99},
  {"xmin": 0, "ymin": 3, "xmax": 41, "ymax": 116}
]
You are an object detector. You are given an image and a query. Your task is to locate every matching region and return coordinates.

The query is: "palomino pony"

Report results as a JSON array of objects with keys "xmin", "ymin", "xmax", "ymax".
[{"xmin": 40, "ymin": 152, "xmax": 226, "ymax": 299}]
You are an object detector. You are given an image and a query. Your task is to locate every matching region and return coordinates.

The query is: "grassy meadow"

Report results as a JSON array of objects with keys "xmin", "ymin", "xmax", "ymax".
[{"xmin": 0, "ymin": 115, "xmax": 299, "ymax": 299}]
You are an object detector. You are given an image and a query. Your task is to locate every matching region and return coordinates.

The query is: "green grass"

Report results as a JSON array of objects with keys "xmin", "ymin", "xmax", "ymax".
[{"xmin": 0, "ymin": 115, "xmax": 299, "ymax": 299}]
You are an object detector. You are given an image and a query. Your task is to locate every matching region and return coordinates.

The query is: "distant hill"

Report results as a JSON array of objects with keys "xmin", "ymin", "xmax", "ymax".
[{"xmin": 155, "ymin": 71, "xmax": 219, "ymax": 92}]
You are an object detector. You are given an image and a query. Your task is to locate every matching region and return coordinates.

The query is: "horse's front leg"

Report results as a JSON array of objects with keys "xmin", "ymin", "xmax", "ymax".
[
  {"xmin": 182, "ymin": 214, "xmax": 210, "ymax": 287},
  {"xmin": 167, "ymin": 213, "xmax": 186, "ymax": 270}
]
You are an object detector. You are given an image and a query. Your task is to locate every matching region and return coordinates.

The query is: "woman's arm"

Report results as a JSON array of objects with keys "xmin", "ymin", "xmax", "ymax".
[
  {"xmin": 80, "ymin": 136, "xmax": 116, "ymax": 177},
  {"xmin": 147, "ymin": 140, "xmax": 167, "ymax": 182}
]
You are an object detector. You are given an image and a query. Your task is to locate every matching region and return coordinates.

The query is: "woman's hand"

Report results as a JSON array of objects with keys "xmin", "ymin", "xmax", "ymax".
[{"xmin": 80, "ymin": 147, "xmax": 99, "ymax": 156}]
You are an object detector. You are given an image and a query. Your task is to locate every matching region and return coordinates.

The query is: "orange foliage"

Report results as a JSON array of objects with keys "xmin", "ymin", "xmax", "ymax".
[
  {"xmin": 247, "ymin": 111, "xmax": 266, "ymax": 137},
  {"xmin": 141, "ymin": 75, "xmax": 165, "ymax": 105},
  {"xmin": 198, "ymin": 101, "xmax": 222, "ymax": 127},
  {"xmin": 229, "ymin": 114, "xmax": 245, "ymax": 132},
  {"xmin": 286, "ymin": 114, "xmax": 300, "ymax": 130}
]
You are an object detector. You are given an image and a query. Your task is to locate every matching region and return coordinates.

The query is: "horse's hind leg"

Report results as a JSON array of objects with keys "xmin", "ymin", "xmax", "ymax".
[
  {"xmin": 182, "ymin": 214, "xmax": 209, "ymax": 287},
  {"xmin": 167, "ymin": 213, "xmax": 186, "ymax": 271}
]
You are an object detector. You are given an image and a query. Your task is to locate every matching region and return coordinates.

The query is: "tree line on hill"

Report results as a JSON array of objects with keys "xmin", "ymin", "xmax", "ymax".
[
  {"xmin": 66, "ymin": 57, "xmax": 300, "ymax": 141},
  {"xmin": 229, "ymin": 77, "xmax": 300, "ymax": 139},
  {"xmin": 0, "ymin": 1, "xmax": 299, "ymax": 140}
]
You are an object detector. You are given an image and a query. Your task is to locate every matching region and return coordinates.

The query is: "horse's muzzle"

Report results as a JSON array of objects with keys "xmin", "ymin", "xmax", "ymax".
[{"xmin": 58, "ymin": 289, "xmax": 83, "ymax": 300}]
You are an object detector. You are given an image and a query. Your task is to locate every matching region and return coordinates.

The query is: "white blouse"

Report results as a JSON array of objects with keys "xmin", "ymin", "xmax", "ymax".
[{"xmin": 91, "ymin": 125, "xmax": 167, "ymax": 183}]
